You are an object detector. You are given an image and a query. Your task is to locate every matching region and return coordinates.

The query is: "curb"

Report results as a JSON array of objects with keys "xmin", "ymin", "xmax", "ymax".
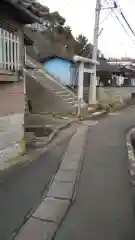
[
  {"xmin": 91, "ymin": 110, "xmax": 107, "ymax": 119},
  {"xmin": 126, "ymin": 128, "xmax": 135, "ymax": 187},
  {"xmin": 81, "ymin": 102, "xmax": 135, "ymax": 121},
  {"xmin": 79, "ymin": 110, "xmax": 107, "ymax": 121},
  {"xmin": 14, "ymin": 125, "xmax": 88, "ymax": 240},
  {"xmin": 0, "ymin": 121, "xmax": 76, "ymax": 174},
  {"xmin": 47, "ymin": 120, "xmax": 77, "ymax": 145}
]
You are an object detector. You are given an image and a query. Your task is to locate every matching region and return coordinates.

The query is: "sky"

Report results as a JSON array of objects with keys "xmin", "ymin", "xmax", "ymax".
[{"xmin": 39, "ymin": 0, "xmax": 135, "ymax": 58}]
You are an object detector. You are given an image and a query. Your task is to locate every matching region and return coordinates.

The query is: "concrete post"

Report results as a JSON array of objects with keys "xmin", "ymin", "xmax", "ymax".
[
  {"xmin": 18, "ymin": 26, "xmax": 25, "ymax": 71},
  {"xmin": 78, "ymin": 62, "xmax": 84, "ymax": 103},
  {"xmin": 89, "ymin": 70, "xmax": 97, "ymax": 104}
]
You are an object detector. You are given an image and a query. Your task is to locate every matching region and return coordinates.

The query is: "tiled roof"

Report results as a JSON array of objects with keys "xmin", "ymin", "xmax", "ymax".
[
  {"xmin": 18, "ymin": 1, "xmax": 49, "ymax": 18},
  {"xmin": 4, "ymin": 0, "xmax": 49, "ymax": 23}
]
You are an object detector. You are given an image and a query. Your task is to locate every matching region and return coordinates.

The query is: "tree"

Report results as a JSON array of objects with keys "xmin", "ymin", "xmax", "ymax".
[
  {"xmin": 75, "ymin": 34, "xmax": 93, "ymax": 57},
  {"xmin": 76, "ymin": 34, "xmax": 88, "ymax": 52},
  {"xmin": 74, "ymin": 34, "xmax": 104, "ymax": 59},
  {"xmin": 44, "ymin": 11, "xmax": 65, "ymax": 33},
  {"xmin": 50, "ymin": 11, "xmax": 65, "ymax": 26},
  {"xmin": 61, "ymin": 25, "xmax": 72, "ymax": 40},
  {"xmin": 64, "ymin": 25, "xmax": 72, "ymax": 35},
  {"xmin": 100, "ymin": 53, "xmax": 105, "ymax": 59}
]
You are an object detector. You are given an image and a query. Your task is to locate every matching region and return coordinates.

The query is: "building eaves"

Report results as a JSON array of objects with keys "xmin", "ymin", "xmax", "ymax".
[{"xmin": 4, "ymin": 0, "xmax": 41, "ymax": 24}]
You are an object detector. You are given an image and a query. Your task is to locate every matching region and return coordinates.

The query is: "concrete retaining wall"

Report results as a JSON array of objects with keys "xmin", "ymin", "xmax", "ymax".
[
  {"xmin": 0, "ymin": 72, "xmax": 18, "ymax": 82},
  {"xmin": 26, "ymin": 75, "xmax": 75, "ymax": 114},
  {"xmin": 0, "ymin": 81, "xmax": 25, "ymax": 170},
  {"xmin": 98, "ymin": 87, "xmax": 135, "ymax": 101},
  {"xmin": 83, "ymin": 87, "xmax": 135, "ymax": 104},
  {"xmin": 97, "ymin": 87, "xmax": 135, "ymax": 104},
  {"xmin": 0, "ymin": 113, "xmax": 25, "ymax": 170},
  {"xmin": 0, "ymin": 82, "xmax": 24, "ymax": 117}
]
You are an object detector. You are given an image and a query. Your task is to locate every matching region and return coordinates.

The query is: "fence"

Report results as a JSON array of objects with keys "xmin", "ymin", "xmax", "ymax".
[{"xmin": 0, "ymin": 28, "xmax": 20, "ymax": 71}]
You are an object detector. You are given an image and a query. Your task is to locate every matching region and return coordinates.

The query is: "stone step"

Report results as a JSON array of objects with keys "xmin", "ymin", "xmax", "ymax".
[
  {"xmin": 64, "ymin": 97, "xmax": 76, "ymax": 102},
  {"xmin": 55, "ymin": 91, "xmax": 69, "ymax": 95},
  {"xmin": 59, "ymin": 94, "xmax": 72, "ymax": 98}
]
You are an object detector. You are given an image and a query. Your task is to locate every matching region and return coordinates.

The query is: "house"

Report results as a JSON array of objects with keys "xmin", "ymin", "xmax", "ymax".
[
  {"xmin": 0, "ymin": 0, "xmax": 40, "ymax": 169},
  {"xmin": 107, "ymin": 57, "xmax": 135, "ymax": 68},
  {"xmin": 116, "ymin": 66, "xmax": 135, "ymax": 86},
  {"xmin": 0, "ymin": 0, "xmax": 40, "ymax": 79}
]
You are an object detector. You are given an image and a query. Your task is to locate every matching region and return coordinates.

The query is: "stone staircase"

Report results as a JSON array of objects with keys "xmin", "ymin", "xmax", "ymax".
[
  {"xmin": 26, "ymin": 56, "xmax": 87, "ymax": 114},
  {"xmin": 36, "ymin": 70, "xmax": 79, "ymax": 109}
]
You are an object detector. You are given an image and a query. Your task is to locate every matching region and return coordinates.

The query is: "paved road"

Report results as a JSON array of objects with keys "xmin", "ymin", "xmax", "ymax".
[
  {"xmin": 55, "ymin": 106, "xmax": 135, "ymax": 240},
  {"xmin": 0, "ymin": 135, "xmax": 71, "ymax": 240}
]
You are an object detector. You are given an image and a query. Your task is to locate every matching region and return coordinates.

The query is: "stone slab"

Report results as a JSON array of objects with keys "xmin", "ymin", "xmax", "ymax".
[
  {"xmin": 47, "ymin": 181, "xmax": 74, "ymax": 200},
  {"xmin": 0, "ymin": 113, "xmax": 24, "ymax": 131},
  {"xmin": 62, "ymin": 150, "xmax": 82, "ymax": 162},
  {"xmin": 0, "ymin": 127, "xmax": 23, "ymax": 150},
  {"xmin": 60, "ymin": 159, "xmax": 79, "ymax": 171},
  {"xmin": 54, "ymin": 169, "xmax": 77, "ymax": 182},
  {"xmin": 0, "ymin": 142, "xmax": 22, "ymax": 170},
  {"xmin": 15, "ymin": 125, "xmax": 88, "ymax": 240},
  {"xmin": 60, "ymin": 126, "xmax": 87, "ymax": 165},
  {"xmin": 33, "ymin": 197, "xmax": 69, "ymax": 224},
  {"xmin": 15, "ymin": 217, "xmax": 57, "ymax": 240},
  {"xmin": 126, "ymin": 128, "xmax": 135, "ymax": 188}
]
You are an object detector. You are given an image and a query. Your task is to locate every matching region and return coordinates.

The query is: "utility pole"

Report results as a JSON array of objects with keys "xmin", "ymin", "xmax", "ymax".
[
  {"xmin": 88, "ymin": 0, "xmax": 118, "ymax": 105},
  {"xmin": 89, "ymin": 0, "xmax": 101, "ymax": 105}
]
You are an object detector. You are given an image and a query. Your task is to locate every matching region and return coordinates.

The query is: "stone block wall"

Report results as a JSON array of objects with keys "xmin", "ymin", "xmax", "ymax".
[
  {"xmin": 0, "ymin": 72, "xmax": 18, "ymax": 82},
  {"xmin": 0, "ymin": 82, "xmax": 25, "ymax": 170},
  {"xmin": 97, "ymin": 87, "xmax": 135, "ymax": 104},
  {"xmin": 83, "ymin": 86, "xmax": 135, "ymax": 104}
]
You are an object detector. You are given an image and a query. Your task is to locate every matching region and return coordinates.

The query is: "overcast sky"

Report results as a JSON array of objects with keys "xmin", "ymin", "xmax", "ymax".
[{"xmin": 39, "ymin": 0, "xmax": 135, "ymax": 58}]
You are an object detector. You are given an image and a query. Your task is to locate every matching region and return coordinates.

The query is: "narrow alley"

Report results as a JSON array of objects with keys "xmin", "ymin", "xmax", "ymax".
[{"xmin": 55, "ymin": 106, "xmax": 135, "ymax": 240}]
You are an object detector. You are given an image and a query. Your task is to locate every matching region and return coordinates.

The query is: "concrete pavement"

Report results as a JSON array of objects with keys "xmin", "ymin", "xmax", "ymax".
[
  {"xmin": 14, "ymin": 125, "xmax": 88, "ymax": 240},
  {"xmin": 126, "ymin": 127, "xmax": 135, "ymax": 188},
  {"xmin": 0, "ymin": 134, "xmax": 72, "ymax": 240},
  {"xmin": 1, "ymin": 106, "xmax": 135, "ymax": 240},
  {"xmin": 55, "ymin": 106, "xmax": 135, "ymax": 240}
]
